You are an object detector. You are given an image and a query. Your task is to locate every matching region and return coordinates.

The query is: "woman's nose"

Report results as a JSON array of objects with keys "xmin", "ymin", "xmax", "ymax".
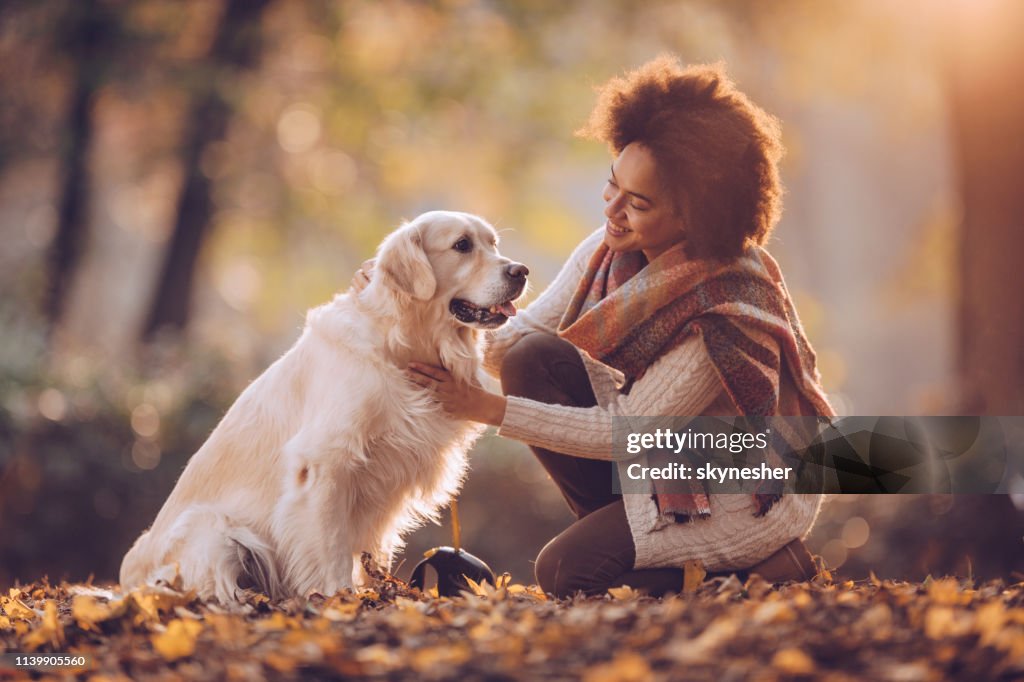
[{"xmin": 604, "ymin": 194, "xmax": 624, "ymax": 219}]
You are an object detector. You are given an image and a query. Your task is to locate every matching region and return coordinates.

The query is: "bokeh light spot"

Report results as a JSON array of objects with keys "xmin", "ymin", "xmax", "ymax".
[
  {"xmin": 38, "ymin": 388, "xmax": 67, "ymax": 421},
  {"xmin": 277, "ymin": 103, "xmax": 321, "ymax": 153},
  {"xmin": 842, "ymin": 516, "xmax": 871, "ymax": 548},
  {"xmin": 131, "ymin": 439, "xmax": 161, "ymax": 470},
  {"xmin": 131, "ymin": 403, "xmax": 161, "ymax": 438}
]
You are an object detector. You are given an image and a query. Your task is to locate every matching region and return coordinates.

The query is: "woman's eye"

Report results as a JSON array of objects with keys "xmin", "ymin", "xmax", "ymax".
[
  {"xmin": 453, "ymin": 238, "xmax": 472, "ymax": 253},
  {"xmin": 630, "ymin": 202, "xmax": 647, "ymax": 211}
]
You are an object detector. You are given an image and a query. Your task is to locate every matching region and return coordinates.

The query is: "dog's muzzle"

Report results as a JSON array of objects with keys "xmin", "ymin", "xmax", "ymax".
[{"xmin": 449, "ymin": 263, "xmax": 528, "ymax": 329}]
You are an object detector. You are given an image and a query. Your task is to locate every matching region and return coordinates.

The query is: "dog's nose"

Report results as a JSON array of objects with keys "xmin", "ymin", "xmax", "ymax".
[{"xmin": 505, "ymin": 263, "xmax": 529, "ymax": 279}]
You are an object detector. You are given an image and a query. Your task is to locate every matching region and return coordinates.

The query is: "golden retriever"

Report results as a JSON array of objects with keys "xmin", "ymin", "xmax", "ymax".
[{"xmin": 119, "ymin": 211, "xmax": 527, "ymax": 601}]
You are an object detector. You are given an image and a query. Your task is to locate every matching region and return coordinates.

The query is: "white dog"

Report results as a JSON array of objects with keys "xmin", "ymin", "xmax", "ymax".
[{"xmin": 119, "ymin": 211, "xmax": 527, "ymax": 602}]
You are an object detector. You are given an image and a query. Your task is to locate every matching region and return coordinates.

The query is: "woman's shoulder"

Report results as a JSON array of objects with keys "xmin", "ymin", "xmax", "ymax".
[{"xmin": 565, "ymin": 226, "xmax": 606, "ymax": 272}]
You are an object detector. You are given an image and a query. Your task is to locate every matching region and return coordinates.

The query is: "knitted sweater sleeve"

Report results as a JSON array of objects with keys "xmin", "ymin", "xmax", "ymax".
[
  {"xmin": 481, "ymin": 228, "xmax": 605, "ymax": 379},
  {"xmin": 497, "ymin": 334, "xmax": 723, "ymax": 461}
]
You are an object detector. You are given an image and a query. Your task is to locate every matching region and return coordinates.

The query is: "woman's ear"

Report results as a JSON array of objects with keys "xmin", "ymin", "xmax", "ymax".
[{"xmin": 376, "ymin": 222, "xmax": 437, "ymax": 300}]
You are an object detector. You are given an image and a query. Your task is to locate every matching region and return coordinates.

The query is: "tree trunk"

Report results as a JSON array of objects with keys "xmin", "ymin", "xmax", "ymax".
[
  {"xmin": 43, "ymin": 0, "xmax": 109, "ymax": 334},
  {"xmin": 944, "ymin": 1, "xmax": 1024, "ymax": 415},
  {"xmin": 940, "ymin": 0, "xmax": 1024, "ymax": 579},
  {"xmin": 140, "ymin": 0, "xmax": 270, "ymax": 342}
]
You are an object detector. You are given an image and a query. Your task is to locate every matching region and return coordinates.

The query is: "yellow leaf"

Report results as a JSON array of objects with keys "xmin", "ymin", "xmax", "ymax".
[
  {"xmin": 254, "ymin": 612, "xmax": 296, "ymax": 632},
  {"xmin": 130, "ymin": 592, "xmax": 159, "ymax": 625},
  {"xmin": 669, "ymin": 617, "xmax": 739, "ymax": 663},
  {"xmin": 323, "ymin": 601, "xmax": 361, "ymax": 622},
  {"xmin": 0, "ymin": 615, "xmax": 11, "ymax": 631},
  {"xmin": 410, "ymin": 643, "xmax": 472, "ymax": 672},
  {"xmin": 129, "ymin": 585, "xmax": 194, "ymax": 626},
  {"xmin": 22, "ymin": 600, "xmax": 64, "ymax": 651},
  {"xmin": 151, "ymin": 618, "xmax": 203, "ymax": 661},
  {"xmin": 928, "ymin": 577, "xmax": 971, "ymax": 606},
  {"xmin": 462, "ymin": 575, "xmax": 491, "ymax": 597},
  {"xmin": 607, "ymin": 585, "xmax": 638, "ymax": 601},
  {"xmin": 772, "ymin": 648, "xmax": 815, "ymax": 674},
  {"xmin": 355, "ymin": 643, "xmax": 399, "ymax": 670},
  {"xmin": 264, "ymin": 651, "xmax": 298, "ymax": 673},
  {"xmin": 683, "ymin": 560, "xmax": 706, "ymax": 594},
  {"xmin": 836, "ymin": 591, "xmax": 859, "ymax": 605},
  {"xmin": 583, "ymin": 652, "xmax": 651, "ymax": 682},
  {"xmin": 924, "ymin": 606, "xmax": 971, "ymax": 639},
  {"xmin": 975, "ymin": 601, "xmax": 1006, "ymax": 646},
  {"xmin": 2, "ymin": 597, "xmax": 36, "ymax": 621},
  {"xmin": 72, "ymin": 595, "xmax": 128, "ymax": 631},
  {"xmin": 751, "ymin": 601, "xmax": 797, "ymax": 625}
]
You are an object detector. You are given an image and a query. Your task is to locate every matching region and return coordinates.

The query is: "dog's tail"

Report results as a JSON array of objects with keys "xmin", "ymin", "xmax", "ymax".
[{"xmin": 228, "ymin": 526, "xmax": 283, "ymax": 599}]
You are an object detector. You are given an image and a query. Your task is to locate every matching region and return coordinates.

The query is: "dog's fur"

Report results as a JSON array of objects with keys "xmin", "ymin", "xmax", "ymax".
[{"xmin": 119, "ymin": 211, "xmax": 525, "ymax": 602}]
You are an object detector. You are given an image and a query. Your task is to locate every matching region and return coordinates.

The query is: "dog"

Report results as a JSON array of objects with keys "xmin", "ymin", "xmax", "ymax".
[{"xmin": 119, "ymin": 210, "xmax": 527, "ymax": 602}]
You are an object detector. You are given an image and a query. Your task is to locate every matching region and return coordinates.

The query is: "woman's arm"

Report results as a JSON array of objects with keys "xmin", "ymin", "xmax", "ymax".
[
  {"xmin": 497, "ymin": 334, "xmax": 723, "ymax": 460},
  {"xmin": 481, "ymin": 228, "xmax": 604, "ymax": 378},
  {"xmin": 408, "ymin": 332, "xmax": 725, "ymax": 461}
]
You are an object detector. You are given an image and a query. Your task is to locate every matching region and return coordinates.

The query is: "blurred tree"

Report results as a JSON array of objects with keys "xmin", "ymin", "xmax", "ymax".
[
  {"xmin": 943, "ymin": 1, "xmax": 1024, "ymax": 416},
  {"xmin": 141, "ymin": 0, "xmax": 271, "ymax": 341},
  {"xmin": 43, "ymin": 0, "xmax": 119, "ymax": 335},
  {"xmin": 943, "ymin": 0, "xmax": 1024, "ymax": 577}
]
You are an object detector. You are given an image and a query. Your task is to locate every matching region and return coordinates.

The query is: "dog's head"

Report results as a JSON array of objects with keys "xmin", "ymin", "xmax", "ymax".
[{"xmin": 375, "ymin": 211, "xmax": 528, "ymax": 330}]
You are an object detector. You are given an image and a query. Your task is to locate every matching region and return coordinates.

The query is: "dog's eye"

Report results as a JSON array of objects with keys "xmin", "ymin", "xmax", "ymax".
[{"xmin": 453, "ymin": 238, "xmax": 472, "ymax": 253}]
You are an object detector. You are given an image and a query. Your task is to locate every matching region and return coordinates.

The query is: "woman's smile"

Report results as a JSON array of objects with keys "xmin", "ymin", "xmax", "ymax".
[{"xmin": 605, "ymin": 220, "xmax": 631, "ymax": 237}]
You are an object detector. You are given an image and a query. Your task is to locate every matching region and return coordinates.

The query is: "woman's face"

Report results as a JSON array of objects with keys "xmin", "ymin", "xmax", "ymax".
[{"xmin": 602, "ymin": 142, "xmax": 686, "ymax": 261}]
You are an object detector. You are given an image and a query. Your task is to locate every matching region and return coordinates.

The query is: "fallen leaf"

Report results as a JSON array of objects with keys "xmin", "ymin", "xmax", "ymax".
[
  {"xmin": 151, "ymin": 618, "xmax": 203, "ymax": 661},
  {"xmin": 924, "ymin": 606, "xmax": 971, "ymax": 639},
  {"xmin": 582, "ymin": 651, "xmax": 651, "ymax": 682},
  {"xmin": 253, "ymin": 612, "xmax": 297, "ymax": 632},
  {"xmin": 928, "ymin": 578, "xmax": 971, "ymax": 606},
  {"xmin": 607, "ymin": 586, "xmax": 638, "ymax": 601},
  {"xmin": 1, "ymin": 596, "xmax": 37, "ymax": 621},
  {"xmin": 72, "ymin": 595, "xmax": 129, "ymax": 631},
  {"xmin": 772, "ymin": 648, "xmax": 816, "ymax": 674},
  {"xmin": 683, "ymin": 560, "xmax": 706, "ymax": 594},
  {"xmin": 22, "ymin": 600, "xmax": 64, "ymax": 651}
]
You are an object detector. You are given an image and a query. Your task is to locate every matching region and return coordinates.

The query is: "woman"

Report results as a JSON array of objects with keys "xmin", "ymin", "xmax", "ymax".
[{"xmin": 366, "ymin": 56, "xmax": 834, "ymax": 597}]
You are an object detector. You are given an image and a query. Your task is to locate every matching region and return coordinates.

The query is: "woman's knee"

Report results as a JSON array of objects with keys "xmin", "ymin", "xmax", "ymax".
[
  {"xmin": 534, "ymin": 538, "xmax": 577, "ymax": 598},
  {"xmin": 501, "ymin": 333, "xmax": 558, "ymax": 397},
  {"xmin": 500, "ymin": 332, "xmax": 592, "ymax": 404},
  {"xmin": 534, "ymin": 536, "xmax": 606, "ymax": 599}
]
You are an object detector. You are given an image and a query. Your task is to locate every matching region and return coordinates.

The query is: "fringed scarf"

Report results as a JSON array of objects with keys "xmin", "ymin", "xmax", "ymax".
[{"xmin": 557, "ymin": 240, "xmax": 835, "ymax": 522}]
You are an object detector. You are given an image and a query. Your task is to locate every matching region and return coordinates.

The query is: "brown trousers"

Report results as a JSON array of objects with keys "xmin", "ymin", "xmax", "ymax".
[{"xmin": 500, "ymin": 332, "xmax": 684, "ymax": 598}]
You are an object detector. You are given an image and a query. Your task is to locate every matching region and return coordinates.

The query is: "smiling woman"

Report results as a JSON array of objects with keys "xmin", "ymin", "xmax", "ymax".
[{"xmin": 396, "ymin": 56, "xmax": 834, "ymax": 598}]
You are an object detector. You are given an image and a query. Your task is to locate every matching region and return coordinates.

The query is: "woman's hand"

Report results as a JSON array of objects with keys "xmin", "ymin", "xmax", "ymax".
[
  {"xmin": 350, "ymin": 258, "xmax": 375, "ymax": 293},
  {"xmin": 406, "ymin": 362, "xmax": 507, "ymax": 426}
]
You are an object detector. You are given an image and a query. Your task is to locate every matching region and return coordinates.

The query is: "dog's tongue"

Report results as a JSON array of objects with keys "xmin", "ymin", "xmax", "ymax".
[{"xmin": 497, "ymin": 301, "xmax": 517, "ymax": 317}]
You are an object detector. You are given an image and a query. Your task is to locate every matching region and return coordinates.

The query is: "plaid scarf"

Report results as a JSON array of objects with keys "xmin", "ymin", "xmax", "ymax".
[{"xmin": 558, "ymin": 240, "xmax": 835, "ymax": 521}]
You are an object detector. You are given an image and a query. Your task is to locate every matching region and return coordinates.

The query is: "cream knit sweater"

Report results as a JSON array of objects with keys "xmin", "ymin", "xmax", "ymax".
[{"xmin": 484, "ymin": 228, "xmax": 822, "ymax": 571}]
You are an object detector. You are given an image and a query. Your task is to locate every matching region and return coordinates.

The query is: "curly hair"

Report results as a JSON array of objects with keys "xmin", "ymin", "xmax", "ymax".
[{"xmin": 578, "ymin": 56, "xmax": 785, "ymax": 260}]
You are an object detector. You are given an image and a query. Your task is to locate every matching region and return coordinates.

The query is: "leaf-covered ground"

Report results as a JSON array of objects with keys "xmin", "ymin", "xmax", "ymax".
[{"xmin": 1, "ymin": 563, "xmax": 1022, "ymax": 681}]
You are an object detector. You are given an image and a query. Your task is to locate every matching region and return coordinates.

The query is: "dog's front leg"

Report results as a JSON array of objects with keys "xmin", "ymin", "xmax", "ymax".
[{"xmin": 272, "ymin": 430, "xmax": 358, "ymax": 597}]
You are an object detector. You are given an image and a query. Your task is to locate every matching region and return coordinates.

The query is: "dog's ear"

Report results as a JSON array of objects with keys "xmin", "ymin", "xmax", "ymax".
[{"xmin": 377, "ymin": 223, "xmax": 437, "ymax": 300}]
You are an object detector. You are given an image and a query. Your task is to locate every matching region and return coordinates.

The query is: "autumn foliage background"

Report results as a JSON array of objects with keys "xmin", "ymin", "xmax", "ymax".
[{"xmin": 1, "ymin": 0, "xmax": 1023, "ymax": 592}]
